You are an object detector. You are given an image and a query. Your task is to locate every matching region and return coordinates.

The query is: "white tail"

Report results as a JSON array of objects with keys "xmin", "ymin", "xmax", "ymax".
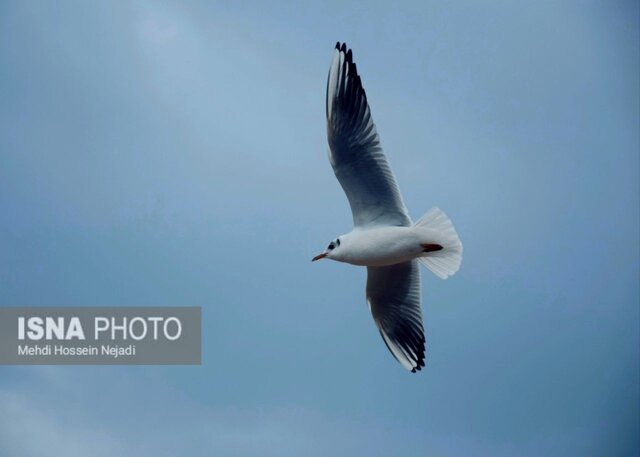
[{"xmin": 414, "ymin": 207, "xmax": 463, "ymax": 280}]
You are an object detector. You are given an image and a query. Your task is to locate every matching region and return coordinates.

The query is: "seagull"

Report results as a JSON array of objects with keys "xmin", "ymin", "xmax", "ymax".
[{"xmin": 312, "ymin": 42, "xmax": 463, "ymax": 373}]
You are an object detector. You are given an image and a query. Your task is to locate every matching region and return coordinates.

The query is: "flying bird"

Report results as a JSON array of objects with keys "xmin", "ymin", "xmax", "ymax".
[{"xmin": 312, "ymin": 42, "xmax": 463, "ymax": 372}]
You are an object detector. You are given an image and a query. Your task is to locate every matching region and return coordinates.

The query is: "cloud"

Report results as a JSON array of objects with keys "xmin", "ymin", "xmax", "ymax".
[
  {"xmin": 0, "ymin": 366, "xmax": 512, "ymax": 457},
  {"xmin": 0, "ymin": 386, "xmax": 122, "ymax": 457}
]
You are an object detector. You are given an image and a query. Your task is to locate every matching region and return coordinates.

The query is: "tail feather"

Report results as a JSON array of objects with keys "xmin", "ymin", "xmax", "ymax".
[{"xmin": 414, "ymin": 207, "xmax": 462, "ymax": 279}]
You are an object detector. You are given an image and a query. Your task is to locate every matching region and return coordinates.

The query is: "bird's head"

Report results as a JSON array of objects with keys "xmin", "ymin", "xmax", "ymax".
[{"xmin": 312, "ymin": 237, "xmax": 342, "ymax": 262}]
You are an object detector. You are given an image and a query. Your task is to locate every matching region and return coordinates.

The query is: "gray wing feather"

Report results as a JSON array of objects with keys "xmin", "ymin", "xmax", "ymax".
[
  {"xmin": 367, "ymin": 260, "xmax": 426, "ymax": 372},
  {"xmin": 326, "ymin": 42, "xmax": 411, "ymax": 228}
]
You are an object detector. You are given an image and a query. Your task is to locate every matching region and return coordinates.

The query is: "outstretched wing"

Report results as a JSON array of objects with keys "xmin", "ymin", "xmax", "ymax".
[
  {"xmin": 326, "ymin": 42, "xmax": 411, "ymax": 228},
  {"xmin": 367, "ymin": 261, "xmax": 425, "ymax": 372}
]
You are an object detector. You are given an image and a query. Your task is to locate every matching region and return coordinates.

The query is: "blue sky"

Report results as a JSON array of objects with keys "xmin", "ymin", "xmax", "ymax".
[{"xmin": 0, "ymin": 1, "xmax": 638, "ymax": 456}]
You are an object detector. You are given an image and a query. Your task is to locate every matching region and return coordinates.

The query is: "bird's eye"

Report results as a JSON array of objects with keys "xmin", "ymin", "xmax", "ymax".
[{"xmin": 328, "ymin": 243, "xmax": 335, "ymax": 250}]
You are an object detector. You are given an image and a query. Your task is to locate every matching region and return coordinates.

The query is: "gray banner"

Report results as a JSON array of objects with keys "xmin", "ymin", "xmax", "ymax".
[{"xmin": 0, "ymin": 307, "xmax": 201, "ymax": 365}]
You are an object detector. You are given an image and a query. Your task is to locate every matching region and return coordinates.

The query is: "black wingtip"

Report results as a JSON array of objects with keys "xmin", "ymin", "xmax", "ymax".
[
  {"xmin": 334, "ymin": 42, "xmax": 352, "ymax": 59},
  {"xmin": 411, "ymin": 359, "xmax": 425, "ymax": 373},
  {"xmin": 411, "ymin": 346, "xmax": 426, "ymax": 373}
]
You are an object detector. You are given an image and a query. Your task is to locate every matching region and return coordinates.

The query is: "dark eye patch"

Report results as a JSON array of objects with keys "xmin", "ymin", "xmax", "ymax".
[
  {"xmin": 336, "ymin": 238, "xmax": 341, "ymax": 246},
  {"xmin": 328, "ymin": 243, "xmax": 335, "ymax": 250}
]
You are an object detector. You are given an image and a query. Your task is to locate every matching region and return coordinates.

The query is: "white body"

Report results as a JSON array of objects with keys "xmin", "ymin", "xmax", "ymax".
[
  {"xmin": 332, "ymin": 226, "xmax": 440, "ymax": 267},
  {"xmin": 321, "ymin": 207, "xmax": 463, "ymax": 280}
]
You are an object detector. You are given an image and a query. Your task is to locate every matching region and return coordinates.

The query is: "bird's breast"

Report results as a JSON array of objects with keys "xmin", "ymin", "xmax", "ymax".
[{"xmin": 341, "ymin": 227, "xmax": 423, "ymax": 267}]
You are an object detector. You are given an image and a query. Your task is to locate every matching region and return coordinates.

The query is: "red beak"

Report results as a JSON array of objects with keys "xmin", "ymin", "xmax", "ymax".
[{"xmin": 312, "ymin": 253, "xmax": 327, "ymax": 262}]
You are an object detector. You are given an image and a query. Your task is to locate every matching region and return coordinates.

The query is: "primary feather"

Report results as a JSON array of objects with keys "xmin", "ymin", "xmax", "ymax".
[{"xmin": 326, "ymin": 42, "xmax": 411, "ymax": 228}]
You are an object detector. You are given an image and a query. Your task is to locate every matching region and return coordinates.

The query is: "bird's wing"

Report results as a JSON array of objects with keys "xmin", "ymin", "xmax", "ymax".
[
  {"xmin": 326, "ymin": 42, "xmax": 411, "ymax": 228},
  {"xmin": 367, "ymin": 260, "xmax": 425, "ymax": 372}
]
